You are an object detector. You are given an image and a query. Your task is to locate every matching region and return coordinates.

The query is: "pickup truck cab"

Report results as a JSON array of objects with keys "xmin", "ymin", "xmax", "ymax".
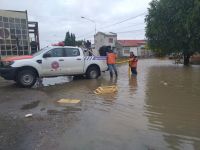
[{"xmin": 0, "ymin": 46, "xmax": 107, "ymax": 87}]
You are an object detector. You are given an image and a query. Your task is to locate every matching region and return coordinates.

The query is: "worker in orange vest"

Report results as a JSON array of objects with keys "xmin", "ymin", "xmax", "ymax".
[
  {"xmin": 129, "ymin": 52, "xmax": 138, "ymax": 75},
  {"xmin": 107, "ymin": 49, "xmax": 118, "ymax": 78}
]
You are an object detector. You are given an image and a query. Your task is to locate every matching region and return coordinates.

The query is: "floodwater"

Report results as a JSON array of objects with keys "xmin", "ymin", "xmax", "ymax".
[{"xmin": 0, "ymin": 59, "xmax": 200, "ymax": 150}]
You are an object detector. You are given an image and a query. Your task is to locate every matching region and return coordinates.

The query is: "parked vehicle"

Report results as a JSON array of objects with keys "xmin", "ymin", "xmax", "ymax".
[{"xmin": 0, "ymin": 46, "xmax": 107, "ymax": 87}]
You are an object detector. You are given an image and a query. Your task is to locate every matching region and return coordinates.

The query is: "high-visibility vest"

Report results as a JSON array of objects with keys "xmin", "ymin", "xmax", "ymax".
[
  {"xmin": 129, "ymin": 57, "xmax": 138, "ymax": 68},
  {"xmin": 107, "ymin": 53, "xmax": 117, "ymax": 64}
]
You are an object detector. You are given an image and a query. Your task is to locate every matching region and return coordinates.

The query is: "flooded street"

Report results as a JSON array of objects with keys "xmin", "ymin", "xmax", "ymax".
[{"xmin": 0, "ymin": 59, "xmax": 200, "ymax": 150}]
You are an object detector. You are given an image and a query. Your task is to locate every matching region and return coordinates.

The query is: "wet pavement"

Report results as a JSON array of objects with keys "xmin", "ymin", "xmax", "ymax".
[{"xmin": 0, "ymin": 59, "xmax": 200, "ymax": 150}]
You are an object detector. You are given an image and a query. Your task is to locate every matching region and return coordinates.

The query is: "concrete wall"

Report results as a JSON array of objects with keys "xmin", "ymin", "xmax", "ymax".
[
  {"xmin": 0, "ymin": 10, "xmax": 27, "ymax": 19},
  {"xmin": 94, "ymin": 33, "xmax": 117, "ymax": 53},
  {"xmin": 117, "ymin": 44, "xmax": 154, "ymax": 57}
]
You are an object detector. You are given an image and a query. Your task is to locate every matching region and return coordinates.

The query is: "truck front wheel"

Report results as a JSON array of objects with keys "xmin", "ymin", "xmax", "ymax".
[
  {"xmin": 86, "ymin": 66, "xmax": 100, "ymax": 79},
  {"xmin": 16, "ymin": 70, "xmax": 37, "ymax": 87}
]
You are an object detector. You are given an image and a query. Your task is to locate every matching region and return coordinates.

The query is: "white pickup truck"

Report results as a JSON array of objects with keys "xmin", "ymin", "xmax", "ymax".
[{"xmin": 0, "ymin": 46, "xmax": 107, "ymax": 87}]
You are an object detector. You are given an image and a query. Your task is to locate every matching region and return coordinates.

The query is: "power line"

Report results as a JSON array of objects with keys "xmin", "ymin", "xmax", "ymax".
[
  {"xmin": 101, "ymin": 22, "xmax": 145, "ymax": 32},
  {"xmin": 98, "ymin": 12, "xmax": 146, "ymax": 30},
  {"xmin": 117, "ymin": 29, "xmax": 144, "ymax": 34},
  {"xmin": 78, "ymin": 29, "xmax": 145, "ymax": 39},
  {"xmin": 77, "ymin": 12, "xmax": 146, "ymax": 39}
]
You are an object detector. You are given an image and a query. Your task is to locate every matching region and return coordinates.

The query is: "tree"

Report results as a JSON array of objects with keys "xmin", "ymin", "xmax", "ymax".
[
  {"xmin": 64, "ymin": 31, "xmax": 71, "ymax": 46},
  {"xmin": 145, "ymin": 0, "xmax": 200, "ymax": 65},
  {"xmin": 64, "ymin": 32, "xmax": 77, "ymax": 46},
  {"xmin": 76, "ymin": 40, "xmax": 85, "ymax": 47}
]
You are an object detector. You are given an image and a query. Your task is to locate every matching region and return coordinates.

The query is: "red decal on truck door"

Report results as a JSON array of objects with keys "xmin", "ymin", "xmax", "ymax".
[{"xmin": 51, "ymin": 61, "xmax": 59, "ymax": 69}]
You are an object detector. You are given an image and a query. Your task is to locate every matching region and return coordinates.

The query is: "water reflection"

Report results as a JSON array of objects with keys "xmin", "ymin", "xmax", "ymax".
[
  {"xmin": 1, "ymin": 59, "xmax": 200, "ymax": 149},
  {"xmin": 129, "ymin": 76, "xmax": 137, "ymax": 95},
  {"xmin": 145, "ymin": 66, "xmax": 200, "ymax": 150}
]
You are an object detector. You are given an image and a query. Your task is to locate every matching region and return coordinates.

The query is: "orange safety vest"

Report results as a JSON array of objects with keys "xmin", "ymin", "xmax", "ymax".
[
  {"xmin": 107, "ymin": 53, "xmax": 117, "ymax": 64},
  {"xmin": 129, "ymin": 57, "xmax": 138, "ymax": 68}
]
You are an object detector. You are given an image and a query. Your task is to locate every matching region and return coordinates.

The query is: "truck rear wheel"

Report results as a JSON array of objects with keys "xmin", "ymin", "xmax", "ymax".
[
  {"xmin": 86, "ymin": 66, "xmax": 100, "ymax": 79},
  {"xmin": 16, "ymin": 70, "xmax": 37, "ymax": 88}
]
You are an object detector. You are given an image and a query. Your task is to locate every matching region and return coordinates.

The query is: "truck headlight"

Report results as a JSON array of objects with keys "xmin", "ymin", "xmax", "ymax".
[{"xmin": 2, "ymin": 61, "xmax": 14, "ymax": 67}]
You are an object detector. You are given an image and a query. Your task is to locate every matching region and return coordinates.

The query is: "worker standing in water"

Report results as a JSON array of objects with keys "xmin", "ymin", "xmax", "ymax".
[
  {"xmin": 129, "ymin": 52, "xmax": 138, "ymax": 75},
  {"xmin": 107, "ymin": 49, "xmax": 118, "ymax": 78}
]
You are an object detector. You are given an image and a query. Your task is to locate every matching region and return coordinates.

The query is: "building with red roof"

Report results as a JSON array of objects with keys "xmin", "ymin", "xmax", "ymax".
[{"xmin": 116, "ymin": 40, "xmax": 153, "ymax": 57}]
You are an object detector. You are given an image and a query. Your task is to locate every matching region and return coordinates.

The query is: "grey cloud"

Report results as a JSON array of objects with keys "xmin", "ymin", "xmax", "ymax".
[{"xmin": 0, "ymin": 0, "xmax": 151, "ymax": 47}]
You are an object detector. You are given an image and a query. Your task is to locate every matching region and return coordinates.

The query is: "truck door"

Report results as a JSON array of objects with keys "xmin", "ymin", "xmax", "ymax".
[
  {"xmin": 62, "ymin": 48, "xmax": 84, "ymax": 75},
  {"xmin": 41, "ymin": 48, "xmax": 66, "ymax": 76}
]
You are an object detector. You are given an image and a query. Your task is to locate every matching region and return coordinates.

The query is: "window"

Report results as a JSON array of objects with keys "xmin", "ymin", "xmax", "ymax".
[
  {"xmin": 7, "ymin": 51, "xmax": 12, "ymax": 55},
  {"xmin": 1, "ymin": 45, "xmax": 5, "ymax": 50},
  {"xmin": 46, "ymin": 48, "xmax": 64, "ymax": 57},
  {"xmin": 23, "ymin": 46, "xmax": 28, "ymax": 51},
  {"xmin": 11, "ymin": 35, "xmax": 16, "ymax": 39},
  {"xmin": 6, "ymin": 40, "xmax": 11, "ymax": 44},
  {"xmin": 15, "ymin": 24, "xmax": 21, "ymax": 29},
  {"xmin": 15, "ymin": 18, "xmax": 20, "ymax": 23},
  {"xmin": 0, "ymin": 22, "xmax": 3, "ymax": 27},
  {"xmin": 12, "ymin": 51, "xmax": 17, "ymax": 55},
  {"xmin": 0, "ymin": 39, "xmax": 4, "ymax": 44},
  {"xmin": 4, "ymin": 22, "xmax": 9, "ymax": 28},
  {"xmin": 6, "ymin": 45, "xmax": 11, "ymax": 50},
  {"xmin": 124, "ymin": 50, "xmax": 130, "ymax": 54},
  {"xmin": 16, "ymin": 29, "xmax": 21, "ymax": 34},
  {"xmin": 12, "ymin": 45, "xmax": 17, "ymax": 50},
  {"xmin": 24, "ymin": 51, "xmax": 29, "ymax": 55},
  {"xmin": 64, "ymin": 48, "xmax": 80, "ymax": 57},
  {"xmin": 124, "ymin": 47, "xmax": 130, "ymax": 50},
  {"xmin": 10, "ymin": 29, "xmax": 15, "ymax": 34},
  {"xmin": 109, "ymin": 38, "xmax": 113, "ymax": 43},
  {"xmin": 22, "ymin": 40, "xmax": 28, "ymax": 46},
  {"xmin": 3, "ymin": 17, "xmax": 8, "ymax": 22},
  {"xmin": 10, "ymin": 23, "xmax": 15, "ymax": 28},
  {"xmin": 22, "ymin": 35, "xmax": 27, "ymax": 40},
  {"xmin": 21, "ymin": 19, "xmax": 26, "ymax": 24},
  {"xmin": 1, "ymin": 51, "xmax": 6, "ymax": 55},
  {"xmin": 21, "ymin": 24, "xmax": 26, "ymax": 29},
  {"xmin": 16, "ymin": 34, "xmax": 22, "ymax": 39},
  {"xmin": 9, "ymin": 18, "xmax": 14, "ymax": 23},
  {"xmin": 22, "ymin": 30, "xmax": 27, "ymax": 34}
]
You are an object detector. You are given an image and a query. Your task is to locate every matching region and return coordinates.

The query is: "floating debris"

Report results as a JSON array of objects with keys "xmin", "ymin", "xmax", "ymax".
[
  {"xmin": 57, "ymin": 99, "xmax": 80, "ymax": 104},
  {"xmin": 163, "ymin": 82, "xmax": 168, "ymax": 86},
  {"xmin": 160, "ymin": 81, "xmax": 168, "ymax": 86},
  {"xmin": 25, "ymin": 113, "xmax": 33, "ymax": 118},
  {"xmin": 94, "ymin": 85, "xmax": 118, "ymax": 94}
]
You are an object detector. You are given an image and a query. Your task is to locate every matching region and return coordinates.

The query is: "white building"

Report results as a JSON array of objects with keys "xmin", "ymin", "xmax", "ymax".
[{"xmin": 94, "ymin": 32, "xmax": 117, "ymax": 52}]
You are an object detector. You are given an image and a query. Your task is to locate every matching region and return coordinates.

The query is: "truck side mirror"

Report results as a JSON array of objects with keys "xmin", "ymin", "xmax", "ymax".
[{"xmin": 43, "ymin": 53, "xmax": 51, "ymax": 58}]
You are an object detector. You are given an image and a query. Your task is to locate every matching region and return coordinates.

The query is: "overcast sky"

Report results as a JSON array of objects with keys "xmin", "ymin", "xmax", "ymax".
[{"xmin": 1, "ymin": 0, "xmax": 152, "ymax": 47}]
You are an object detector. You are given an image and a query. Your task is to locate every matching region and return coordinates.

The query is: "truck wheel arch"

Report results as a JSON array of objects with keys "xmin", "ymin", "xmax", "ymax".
[
  {"xmin": 86, "ymin": 64, "xmax": 101, "ymax": 79},
  {"xmin": 15, "ymin": 66, "xmax": 39, "ymax": 79}
]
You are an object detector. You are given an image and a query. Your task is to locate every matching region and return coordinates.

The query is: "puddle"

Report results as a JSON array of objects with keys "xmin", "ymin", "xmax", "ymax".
[{"xmin": 21, "ymin": 100, "xmax": 40, "ymax": 110}]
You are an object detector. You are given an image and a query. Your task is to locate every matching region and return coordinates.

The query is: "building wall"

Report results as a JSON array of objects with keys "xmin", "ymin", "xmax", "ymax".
[
  {"xmin": 94, "ymin": 33, "xmax": 117, "ymax": 53},
  {"xmin": 118, "ymin": 45, "xmax": 153, "ymax": 57},
  {"xmin": 130, "ymin": 47, "xmax": 138, "ymax": 56},
  {"xmin": 0, "ymin": 10, "xmax": 30, "ymax": 56}
]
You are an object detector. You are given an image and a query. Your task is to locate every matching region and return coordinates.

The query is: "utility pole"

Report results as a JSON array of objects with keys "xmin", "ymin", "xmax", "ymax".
[{"xmin": 81, "ymin": 16, "xmax": 96, "ymax": 34}]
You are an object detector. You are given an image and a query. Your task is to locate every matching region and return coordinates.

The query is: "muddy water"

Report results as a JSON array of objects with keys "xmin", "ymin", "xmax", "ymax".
[
  {"xmin": 0, "ymin": 59, "xmax": 200, "ymax": 150},
  {"xmin": 44, "ymin": 59, "xmax": 200, "ymax": 150}
]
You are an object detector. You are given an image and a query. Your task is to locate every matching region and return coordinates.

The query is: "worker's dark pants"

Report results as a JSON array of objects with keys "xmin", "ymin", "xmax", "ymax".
[
  {"xmin": 108, "ymin": 64, "xmax": 118, "ymax": 77},
  {"xmin": 131, "ymin": 67, "xmax": 137, "ymax": 75}
]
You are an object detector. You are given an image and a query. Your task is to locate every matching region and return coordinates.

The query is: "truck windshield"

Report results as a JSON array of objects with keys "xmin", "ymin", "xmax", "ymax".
[{"xmin": 33, "ymin": 47, "xmax": 50, "ymax": 57}]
